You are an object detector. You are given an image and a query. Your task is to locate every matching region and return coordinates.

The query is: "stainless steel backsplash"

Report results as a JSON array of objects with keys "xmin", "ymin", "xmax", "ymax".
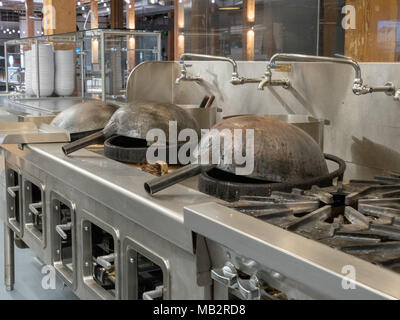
[{"xmin": 128, "ymin": 61, "xmax": 400, "ymax": 182}]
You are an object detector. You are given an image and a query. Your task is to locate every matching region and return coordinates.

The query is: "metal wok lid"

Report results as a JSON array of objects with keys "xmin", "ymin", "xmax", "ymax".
[
  {"xmin": 51, "ymin": 101, "xmax": 119, "ymax": 134},
  {"xmin": 196, "ymin": 115, "xmax": 329, "ymax": 183}
]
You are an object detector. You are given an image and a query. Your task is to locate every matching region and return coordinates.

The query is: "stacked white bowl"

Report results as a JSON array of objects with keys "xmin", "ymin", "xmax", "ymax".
[
  {"xmin": 31, "ymin": 43, "xmax": 55, "ymax": 97},
  {"xmin": 55, "ymin": 50, "xmax": 75, "ymax": 96},
  {"xmin": 24, "ymin": 50, "xmax": 35, "ymax": 96}
]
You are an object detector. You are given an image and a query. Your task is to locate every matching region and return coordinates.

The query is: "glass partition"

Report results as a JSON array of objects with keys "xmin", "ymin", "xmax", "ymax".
[
  {"xmin": 79, "ymin": 29, "xmax": 162, "ymax": 101},
  {"xmin": 4, "ymin": 29, "xmax": 162, "ymax": 102},
  {"xmin": 178, "ymin": 0, "xmax": 400, "ymax": 62}
]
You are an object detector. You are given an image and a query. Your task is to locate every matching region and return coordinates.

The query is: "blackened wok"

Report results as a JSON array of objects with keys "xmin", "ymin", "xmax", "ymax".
[
  {"xmin": 144, "ymin": 115, "xmax": 329, "ymax": 195},
  {"xmin": 62, "ymin": 101, "xmax": 200, "ymax": 155},
  {"xmin": 51, "ymin": 101, "xmax": 119, "ymax": 141}
]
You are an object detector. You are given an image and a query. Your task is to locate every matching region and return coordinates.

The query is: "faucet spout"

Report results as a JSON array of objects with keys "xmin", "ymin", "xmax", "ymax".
[
  {"xmin": 176, "ymin": 53, "xmax": 261, "ymax": 86},
  {"xmin": 260, "ymin": 53, "xmax": 395, "ymax": 97},
  {"xmin": 269, "ymin": 53, "xmax": 362, "ymax": 80}
]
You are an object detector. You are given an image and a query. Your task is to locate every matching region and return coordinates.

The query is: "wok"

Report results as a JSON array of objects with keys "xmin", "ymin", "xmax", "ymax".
[
  {"xmin": 51, "ymin": 101, "xmax": 119, "ymax": 141},
  {"xmin": 144, "ymin": 115, "xmax": 329, "ymax": 195},
  {"xmin": 62, "ymin": 101, "xmax": 200, "ymax": 155}
]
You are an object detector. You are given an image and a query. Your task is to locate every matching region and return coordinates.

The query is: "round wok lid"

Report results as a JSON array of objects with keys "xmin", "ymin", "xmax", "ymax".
[
  {"xmin": 195, "ymin": 115, "xmax": 329, "ymax": 183},
  {"xmin": 104, "ymin": 101, "xmax": 200, "ymax": 142},
  {"xmin": 51, "ymin": 101, "xmax": 119, "ymax": 134}
]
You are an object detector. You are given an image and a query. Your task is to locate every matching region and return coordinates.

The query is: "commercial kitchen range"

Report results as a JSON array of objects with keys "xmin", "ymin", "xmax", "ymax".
[{"xmin": 1, "ymin": 59, "xmax": 400, "ymax": 300}]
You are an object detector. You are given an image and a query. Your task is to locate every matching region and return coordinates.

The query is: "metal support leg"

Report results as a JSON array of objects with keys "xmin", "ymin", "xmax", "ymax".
[{"xmin": 4, "ymin": 223, "xmax": 15, "ymax": 291}]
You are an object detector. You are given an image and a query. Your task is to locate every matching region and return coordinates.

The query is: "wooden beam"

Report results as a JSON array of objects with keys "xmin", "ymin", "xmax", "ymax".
[
  {"xmin": 242, "ymin": 0, "xmax": 255, "ymax": 61},
  {"xmin": 174, "ymin": 0, "xmax": 185, "ymax": 60},
  {"xmin": 191, "ymin": 0, "xmax": 207, "ymax": 54},
  {"xmin": 25, "ymin": 0, "xmax": 35, "ymax": 38},
  {"xmin": 126, "ymin": 1, "xmax": 135, "ymax": 69},
  {"xmin": 110, "ymin": 0, "xmax": 124, "ymax": 29},
  {"xmin": 126, "ymin": 0, "xmax": 135, "ymax": 30},
  {"xmin": 209, "ymin": 3, "xmax": 218, "ymax": 56},
  {"xmin": 321, "ymin": 0, "xmax": 339, "ymax": 57},
  {"xmin": 262, "ymin": 1, "xmax": 276, "ymax": 59},
  {"xmin": 168, "ymin": 11, "xmax": 174, "ymax": 60},
  {"xmin": 345, "ymin": 0, "xmax": 398, "ymax": 62},
  {"xmin": 90, "ymin": 0, "xmax": 98, "ymax": 29},
  {"xmin": 42, "ymin": 0, "xmax": 76, "ymax": 35}
]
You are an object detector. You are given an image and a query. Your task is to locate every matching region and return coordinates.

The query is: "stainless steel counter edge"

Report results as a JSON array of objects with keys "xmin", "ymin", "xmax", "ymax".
[
  {"xmin": 184, "ymin": 202, "xmax": 400, "ymax": 300},
  {"xmin": 2, "ymin": 143, "xmax": 215, "ymax": 254}
]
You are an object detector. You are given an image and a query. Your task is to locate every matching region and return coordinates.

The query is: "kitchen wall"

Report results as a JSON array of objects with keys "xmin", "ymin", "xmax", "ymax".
[{"xmin": 128, "ymin": 61, "xmax": 400, "ymax": 181}]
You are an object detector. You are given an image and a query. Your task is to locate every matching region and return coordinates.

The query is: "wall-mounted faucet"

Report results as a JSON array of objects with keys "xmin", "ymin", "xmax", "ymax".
[
  {"xmin": 258, "ymin": 53, "xmax": 396, "ymax": 98},
  {"xmin": 176, "ymin": 53, "xmax": 262, "ymax": 85}
]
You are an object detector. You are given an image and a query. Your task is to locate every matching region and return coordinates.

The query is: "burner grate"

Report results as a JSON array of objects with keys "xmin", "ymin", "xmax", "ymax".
[{"xmin": 229, "ymin": 174, "xmax": 400, "ymax": 273}]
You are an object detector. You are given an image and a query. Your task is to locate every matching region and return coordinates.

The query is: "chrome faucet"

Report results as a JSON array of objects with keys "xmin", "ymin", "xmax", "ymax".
[
  {"xmin": 175, "ymin": 60, "xmax": 202, "ymax": 84},
  {"xmin": 176, "ymin": 53, "xmax": 262, "ymax": 85},
  {"xmin": 258, "ymin": 53, "xmax": 396, "ymax": 97}
]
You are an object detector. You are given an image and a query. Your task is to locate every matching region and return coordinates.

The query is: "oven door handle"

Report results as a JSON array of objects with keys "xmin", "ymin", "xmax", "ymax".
[
  {"xmin": 96, "ymin": 253, "xmax": 115, "ymax": 270},
  {"xmin": 56, "ymin": 222, "xmax": 72, "ymax": 240},
  {"xmin": 29, "ymin": 202, "xmax": 43, "ymax": 216},
  {"xmin": 7, "ymin": 186, "xmax": 19, "ymax": 198},
  {"xmin": 142, "ymin": 286, "xmax": 164, "ymax": 300}
]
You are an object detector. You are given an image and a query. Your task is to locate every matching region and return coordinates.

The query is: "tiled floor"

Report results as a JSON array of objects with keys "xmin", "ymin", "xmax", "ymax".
[{"xmin": 0, "ymin": 223, "xmax": 78, "ymax": 300}]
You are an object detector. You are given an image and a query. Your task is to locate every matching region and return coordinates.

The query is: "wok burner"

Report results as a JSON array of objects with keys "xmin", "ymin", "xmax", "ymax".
[
  {"xmin": 229, "ymin": 173, "xmax": 400, "ymax": 273},
  {"xmin": 199, "ymin": 154, "xmax": 346, "ymax": 202},
  {"xmin": 104, "ymin": 136, "xmax": 149, "ymax": 164},
  {"xmin": 104, "ymin": 136, "xmax": 193, "ymax": 165}
]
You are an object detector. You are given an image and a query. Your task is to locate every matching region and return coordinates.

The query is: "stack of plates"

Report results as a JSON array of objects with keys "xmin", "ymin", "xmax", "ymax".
[
  {"xmin": 24, "ymin": 50, "xmax": 35, "ymax": 96},
  {"xmin": 55, "ymin": 50, "xmax": 75, "ymax": 96},
  {"xmin": 31, "ymin": 43, "xmax": 55, "ymax": 97}
]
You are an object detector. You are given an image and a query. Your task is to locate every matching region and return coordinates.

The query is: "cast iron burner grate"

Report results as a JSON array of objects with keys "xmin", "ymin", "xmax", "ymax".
[
  {"xmin": 229, "ymin": 172, "xmax": 400, "ymax": 273},
  {"xmin": 199, "ymin": 154, "xmax": 346, "ymax": 202}
]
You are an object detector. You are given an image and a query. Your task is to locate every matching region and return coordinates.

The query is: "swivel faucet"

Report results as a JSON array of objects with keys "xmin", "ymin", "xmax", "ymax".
[
  {"xmin": 176, "ymin": 53, "xmax": 262, "ymax": 85},
  {"xmin": 258, "ymin": 53, "xmax": 396, "ymax": 97}
]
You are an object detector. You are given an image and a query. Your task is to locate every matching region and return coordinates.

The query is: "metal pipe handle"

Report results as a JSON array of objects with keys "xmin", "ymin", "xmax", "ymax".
[
  {"xmin": 144, "ymin": 164, "xmax": 203, "ymax": 195},
  {"xmin": 62, "ymin": 131, "xmax": 105, "ymax": 156}
]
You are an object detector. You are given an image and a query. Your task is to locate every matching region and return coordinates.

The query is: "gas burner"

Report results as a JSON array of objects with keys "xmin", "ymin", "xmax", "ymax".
[
  {"xmin": 229, "ymin": 173, "xmax": 400, "ymax": 273},
  {"xmin": 104, "ymin": 136, "xmax": 149, "ymax": 164},
  {"xmin": 199, "ymin": 154, "xmax": 346, "ymax": 202},
  {"xmin": 104, "ymin": 136, "xmax": 193, "ymax": 165}
]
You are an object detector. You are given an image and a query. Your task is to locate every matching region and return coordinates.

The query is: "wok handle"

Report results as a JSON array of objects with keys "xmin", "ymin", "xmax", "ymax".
[
  {"xmin": 62, "ymin": 131, "xmax": 105, "ymax": 156},
  {"xmin": 144, "ymin": 164, "xmax": 202, "ymax": 195}
]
